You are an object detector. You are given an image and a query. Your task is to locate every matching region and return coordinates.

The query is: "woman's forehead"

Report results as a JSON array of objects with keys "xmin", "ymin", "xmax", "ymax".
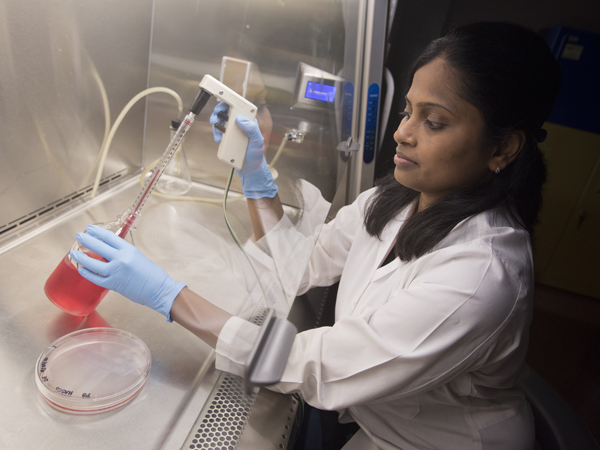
[{"xmin": 409, "ymin": 58, "xmax": 476, "ymax": 117}]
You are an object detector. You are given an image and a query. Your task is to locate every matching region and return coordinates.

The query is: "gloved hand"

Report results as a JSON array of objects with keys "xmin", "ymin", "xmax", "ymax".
[
  {"xmin": 70, "ymin": 224, "xmax": 186, "ymax": 321},
  {"xmin": 209, "ymin": 102, "xmax": 278, "ymax": 199}
]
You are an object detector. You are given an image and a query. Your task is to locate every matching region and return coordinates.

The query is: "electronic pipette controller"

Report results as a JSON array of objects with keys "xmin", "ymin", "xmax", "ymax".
[{"xmin": 189, "ymin": 74, "xmax": 258, "ymax": 171}]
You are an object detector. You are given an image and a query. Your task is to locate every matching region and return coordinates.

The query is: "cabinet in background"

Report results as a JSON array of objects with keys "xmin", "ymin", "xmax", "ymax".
[
  {"xmin": 534, "ymin": 124, "xmax": 600, "ymax": 299},
  {"xmin": 533, "ymin": 26, "xmax": 600, "ymax": 299}
]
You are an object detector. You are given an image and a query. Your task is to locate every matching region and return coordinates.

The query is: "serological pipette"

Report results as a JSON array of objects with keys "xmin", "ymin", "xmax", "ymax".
[{"xmin": 117, "ymin": 74, "xmax": 258, "ymax": 238}]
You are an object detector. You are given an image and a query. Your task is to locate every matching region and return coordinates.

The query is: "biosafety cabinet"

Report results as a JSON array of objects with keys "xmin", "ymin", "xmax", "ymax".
[{"xmin": 0, "ymin": 1, "xmax": 390, "ymax": 448}]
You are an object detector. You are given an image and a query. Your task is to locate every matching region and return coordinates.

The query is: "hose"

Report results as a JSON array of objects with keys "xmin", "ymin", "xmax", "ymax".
[
  {"xmin": 82, "ymin": 62, "xmax": 112, "ymax": 186},
  {"xmin": 90, "ymin": 87, "xmax": 183, "ymax": 198}
]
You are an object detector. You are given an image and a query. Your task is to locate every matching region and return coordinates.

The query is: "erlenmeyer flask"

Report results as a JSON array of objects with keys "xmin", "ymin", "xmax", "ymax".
[
  {"xmin": 44, "ymin": 209, "xmax": 138, "ymax": 316},
  {"xmin": 156, "ymin": 119, "xmax": 192, "ymax": 195}
]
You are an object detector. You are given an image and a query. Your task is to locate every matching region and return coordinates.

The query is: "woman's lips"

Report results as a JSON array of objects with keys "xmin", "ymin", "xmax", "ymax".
[{"xmin": 394, "ymin": 151, "xmax": 417, "ymax": 165}]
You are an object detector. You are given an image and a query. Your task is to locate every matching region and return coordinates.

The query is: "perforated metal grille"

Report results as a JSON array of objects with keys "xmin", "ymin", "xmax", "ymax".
[
  {"xmin": 186, "ymin": 374, "xmax": 257, "ymax": 450},
  {"xmin": 184, "ymin": 309, "xmax": 268, "ymax": 450}
]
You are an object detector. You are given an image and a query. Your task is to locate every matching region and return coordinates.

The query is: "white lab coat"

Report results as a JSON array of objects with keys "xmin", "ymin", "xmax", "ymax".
[{"xmin": 216, "ymin": 187, "xmax": 535, "ymax": 450}]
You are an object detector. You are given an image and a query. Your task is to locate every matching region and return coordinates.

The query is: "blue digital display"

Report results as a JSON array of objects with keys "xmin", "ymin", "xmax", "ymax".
[{"xmin": 305, "ymin": 81, "xmax": 337, "ymax": 103}]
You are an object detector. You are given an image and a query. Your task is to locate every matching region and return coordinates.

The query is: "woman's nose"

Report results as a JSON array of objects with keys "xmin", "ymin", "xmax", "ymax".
[{"xmin": 394, "ymin": 118, "xmax": 416, "ymax": 146}]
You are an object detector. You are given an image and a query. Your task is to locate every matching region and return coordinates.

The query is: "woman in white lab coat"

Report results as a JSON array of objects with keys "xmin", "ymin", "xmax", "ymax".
[{"xmin": 72, "ymin": 21, "xmax": 562, "ymax": 450}]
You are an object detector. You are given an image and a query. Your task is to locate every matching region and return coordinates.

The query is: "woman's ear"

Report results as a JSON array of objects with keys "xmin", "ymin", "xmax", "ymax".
[{"xmin": 488, "ymin": 131, "xmax": 526, "ymax": 172}]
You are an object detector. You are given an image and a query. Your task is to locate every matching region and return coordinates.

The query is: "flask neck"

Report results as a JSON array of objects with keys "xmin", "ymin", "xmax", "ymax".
[{"xmin": 114, "ymin": 208, "xmax": 141, "ymax": 239}]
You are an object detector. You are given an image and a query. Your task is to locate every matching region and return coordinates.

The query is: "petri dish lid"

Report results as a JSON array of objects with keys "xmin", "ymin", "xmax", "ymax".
[{"xmin": 35, "ymin": 327, "xmax": 151, "ymax": 414}]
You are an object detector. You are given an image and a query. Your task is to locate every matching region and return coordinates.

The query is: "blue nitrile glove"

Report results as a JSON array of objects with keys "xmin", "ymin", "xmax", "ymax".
[
  {"xmin": 209, "ymin": 102, "xmax": 278, "ymax": 199},
  {"xmin": 70, "ymin": 225, "xmax": 186, "ymax": 321}
]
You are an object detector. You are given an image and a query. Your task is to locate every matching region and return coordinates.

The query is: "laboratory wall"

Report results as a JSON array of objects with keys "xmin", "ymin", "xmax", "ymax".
[{"xmin": 0, "ymin": 0, "xmax": 153, "ymax": 241}]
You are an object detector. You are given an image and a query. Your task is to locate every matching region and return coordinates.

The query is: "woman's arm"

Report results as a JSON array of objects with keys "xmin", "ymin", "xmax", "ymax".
[
  {"xmin": 247, "ymin": 195, "xmax": 284, "ymax": 241},
  {"xmin": 70, "ymin": 226, "xmax": 234, "ymax": 349},
  {"xmin": 210, "ymin": 103, "xmax": 283, "ymax": 240},
  {"xmin": 170, "ymin": 287, "xmax": 232, "ymax": 348}
]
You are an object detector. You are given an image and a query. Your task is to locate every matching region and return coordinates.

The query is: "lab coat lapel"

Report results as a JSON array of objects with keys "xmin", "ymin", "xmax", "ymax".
[
  {"xmin": 344, "ymin": 209, "xmax": 408, "ymax": 314},
  {"xmin": 370, "ymin": 216, "xmax": 403, "ymax": 283}
]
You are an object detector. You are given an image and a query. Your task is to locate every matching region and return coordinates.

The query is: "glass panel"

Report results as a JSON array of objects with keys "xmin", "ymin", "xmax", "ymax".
[{"xmin": 143, "ymin": 0, "xmax": 355, "ymax": 323}]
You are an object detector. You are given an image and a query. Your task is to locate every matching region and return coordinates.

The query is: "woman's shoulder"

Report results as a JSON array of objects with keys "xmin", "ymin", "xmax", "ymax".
[
  {"xmin": 407, "ymin": 207, "xmax": 533, "ymax": 316},
  {"xmin": 433, "ymin": 206, "xmax": 532, "ymax": 271}
]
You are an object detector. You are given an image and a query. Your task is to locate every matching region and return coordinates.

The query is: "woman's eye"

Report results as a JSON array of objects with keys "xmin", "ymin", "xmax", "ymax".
[
  {"xmin": 425, "ymin": 119, "xmax": 446, "ymax": 130},
  {"xmin": 401, "ymin": 111, "xmax": 445, "ymax": 130}
]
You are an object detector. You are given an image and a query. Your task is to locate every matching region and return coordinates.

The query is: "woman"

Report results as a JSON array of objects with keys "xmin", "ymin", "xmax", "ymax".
[{"xmin": 72, "ymin": 22, "xmax": 561, "ymax": 449}]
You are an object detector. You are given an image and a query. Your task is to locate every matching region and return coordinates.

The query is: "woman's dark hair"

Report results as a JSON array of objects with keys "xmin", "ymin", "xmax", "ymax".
[{"xmin": 365, "ymin": 21, "xmax": 562, "ymax": 261}]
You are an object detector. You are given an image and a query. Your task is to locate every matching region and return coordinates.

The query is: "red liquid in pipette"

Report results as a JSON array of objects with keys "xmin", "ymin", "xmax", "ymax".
[{"xmin": 44, "ymin": 253, "xmax": 108, "ymax": 316}]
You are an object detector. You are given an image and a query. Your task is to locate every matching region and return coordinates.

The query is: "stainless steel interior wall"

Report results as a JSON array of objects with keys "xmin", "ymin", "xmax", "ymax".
[
  {"xmin": 144, "ymin": 0, "xmax": 354, "ymax": 206},
  {"xmin": 0, "ymin": 0, "xmax": 153, "ymax": 229}
]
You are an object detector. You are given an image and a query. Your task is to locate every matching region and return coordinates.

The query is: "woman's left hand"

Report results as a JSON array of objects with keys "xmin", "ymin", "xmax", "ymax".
[{"xmin": 209, "ymin": 102, "xmax": 278, "ymax": 199}]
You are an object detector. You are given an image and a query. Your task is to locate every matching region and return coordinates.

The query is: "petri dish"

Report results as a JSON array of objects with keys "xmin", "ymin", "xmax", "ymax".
[{"xmin": 35, "ymin": 327, "xmax": 151, "ymax": 414}]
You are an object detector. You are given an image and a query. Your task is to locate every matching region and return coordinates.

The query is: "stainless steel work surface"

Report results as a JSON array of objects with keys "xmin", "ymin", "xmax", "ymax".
[{"xmin": 0, "ymin": 176, "xmax": 293, "ymax": 450}]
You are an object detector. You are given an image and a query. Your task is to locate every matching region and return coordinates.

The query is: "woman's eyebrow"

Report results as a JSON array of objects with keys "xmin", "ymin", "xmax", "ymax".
[{"xmin": 405, "ymin": 96, "xmax": 455, "ymax": 116}]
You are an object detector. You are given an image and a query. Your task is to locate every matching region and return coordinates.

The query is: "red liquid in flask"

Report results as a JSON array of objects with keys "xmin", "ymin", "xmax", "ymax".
[{"xmin": 44, "ymin": 253, "xmax": 108, "ymax": 316}]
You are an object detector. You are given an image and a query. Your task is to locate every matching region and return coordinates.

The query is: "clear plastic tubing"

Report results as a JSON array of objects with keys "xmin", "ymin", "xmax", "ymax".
[{"xmin": 118, "ymin": 112, "xmax": 196, "ymax": 237}]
